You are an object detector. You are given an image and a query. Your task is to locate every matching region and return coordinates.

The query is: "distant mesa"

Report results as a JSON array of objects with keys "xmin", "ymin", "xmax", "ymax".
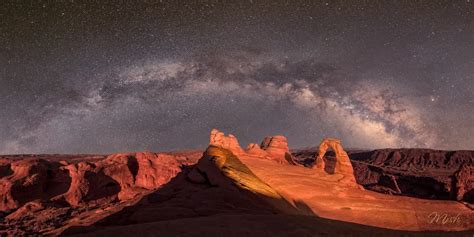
[{"xmin": 345, "ymin": 149, "xmax": 474, "ymax": 203}]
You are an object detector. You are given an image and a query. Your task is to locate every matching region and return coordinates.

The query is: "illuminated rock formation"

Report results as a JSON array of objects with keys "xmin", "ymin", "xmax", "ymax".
[
  {"xmin": 260, "ymin": 136, "xmax": 293, "ymax": 164},
  {"xmin": 209, "ymin": 129, "xmax": 245, "ymax": 155},
  {"xmin": 211, "ymin": 129, "xmax": 295, "ymax": 164},
  {"xmin": 246, "ymin": 143, "xmax": 268, "ymax": 157},
  {"xmin": 313, "ymin": 138, "xmax": 357, "ymax": 184}
]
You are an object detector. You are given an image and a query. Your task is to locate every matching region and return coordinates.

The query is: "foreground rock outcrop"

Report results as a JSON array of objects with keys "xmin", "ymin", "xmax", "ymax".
[{"xmin": 186, "ymin": 145, "xmax": 299, "ymax": 214}]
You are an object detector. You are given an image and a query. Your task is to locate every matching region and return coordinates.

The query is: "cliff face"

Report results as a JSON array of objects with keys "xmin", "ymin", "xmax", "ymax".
[
  {"xmin": 349, "ymin": 149, "xmax": 473, "ymax": 170},
  {"xmin": 292, "ymin": 148, "xmax": 474, "ymax": 203}
]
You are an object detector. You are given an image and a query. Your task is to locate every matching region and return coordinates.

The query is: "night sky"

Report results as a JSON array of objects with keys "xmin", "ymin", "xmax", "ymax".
[{"xmin": 1, "ymin": 1, "xmax": 473, "ymax": 154}]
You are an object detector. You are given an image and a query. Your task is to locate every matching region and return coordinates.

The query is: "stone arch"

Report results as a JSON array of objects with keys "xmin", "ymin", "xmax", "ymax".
[{"xmin": 313, "ymin": 139, "xmax": 357, "ymax": 184}]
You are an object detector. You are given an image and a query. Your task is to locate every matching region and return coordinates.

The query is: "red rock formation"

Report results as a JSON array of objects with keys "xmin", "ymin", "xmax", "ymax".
[
  {"xmin": 259, "ymin": 136, "xmax": 296, "ymax": 164},
  {"xmin": 455, "ymin": 165, "xmax": 473, "ymax": 202},
  {"xmin": 0, "ymin": 159, "xmax": 70, "ymax": 211},
  {"xmin": 246, "ymin": 143, "xmax": 269, "ymax": 157},
  {"xmin": 313, "ymin": 139, "xmax": 357, "ymax": 185},
  {"xmin": 209, "ymin": 129, "xmax": 245, "ymax": 155},
  {"xmin": 211, "ymin": 129, "xmax": 295, "ymax": 164},
  {"xmin": 0, "ymin": 152, "xmax": 184, "ymax": 212},
  {"xmin": 134, "ymin": 152, "xmax": 181, "ymax": 190}
]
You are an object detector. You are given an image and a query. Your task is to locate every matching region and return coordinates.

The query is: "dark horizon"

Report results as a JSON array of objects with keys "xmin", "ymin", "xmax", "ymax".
[{"xmin": 1, "ymin": 132, "xmax": 473, "ymax": 156}]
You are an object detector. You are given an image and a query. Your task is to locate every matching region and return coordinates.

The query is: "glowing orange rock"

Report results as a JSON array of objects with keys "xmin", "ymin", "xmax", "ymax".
[
  {"xmin": 246, "ymin": 143, "xmax": 268, "ymax": 157},
  {"xmin": 313, "ymin": 138, "xmax": 357, "ymax": 185},
  {"xmin": 209, "ymin": 129, "xmax": 245, "ymax": 155},
  {"xmin": 210, "ymin": 129, "xmax": 295, "ymax": 164},
  {"xmin": 260, "ymin": 136, "xmax": 296, "ymax": 164}
]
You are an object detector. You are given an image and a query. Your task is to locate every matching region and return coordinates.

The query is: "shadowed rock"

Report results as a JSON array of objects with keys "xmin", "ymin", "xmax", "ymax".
[
  {"xmin": 294, "ymin": 148, "xmax": 474, "ymax": 203},
  {"xmin": 455, "ymin": 164, "xmax": 473, "ymax": 202}
]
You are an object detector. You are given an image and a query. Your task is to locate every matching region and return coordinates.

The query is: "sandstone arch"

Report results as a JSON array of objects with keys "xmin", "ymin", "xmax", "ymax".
[{"xmin": 313, "ymin": 138, "xmax": 357, "ymax": 185}]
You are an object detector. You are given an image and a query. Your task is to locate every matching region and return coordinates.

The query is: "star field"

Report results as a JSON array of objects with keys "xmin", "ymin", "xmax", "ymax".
[{"xmin": 0, "ymin": 0, "xmax": 473, "ymax": 154}]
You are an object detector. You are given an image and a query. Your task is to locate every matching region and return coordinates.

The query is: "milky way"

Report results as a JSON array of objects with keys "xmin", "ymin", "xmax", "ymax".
[{"xmin": 1, "ymin": 1, "xmax": 473, "ymax": 154}]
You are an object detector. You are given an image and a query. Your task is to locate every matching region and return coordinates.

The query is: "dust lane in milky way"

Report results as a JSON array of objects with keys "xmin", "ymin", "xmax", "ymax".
[{"xmin": 0, "ymin": 1, "xmax": 473, "ymax": 153}]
